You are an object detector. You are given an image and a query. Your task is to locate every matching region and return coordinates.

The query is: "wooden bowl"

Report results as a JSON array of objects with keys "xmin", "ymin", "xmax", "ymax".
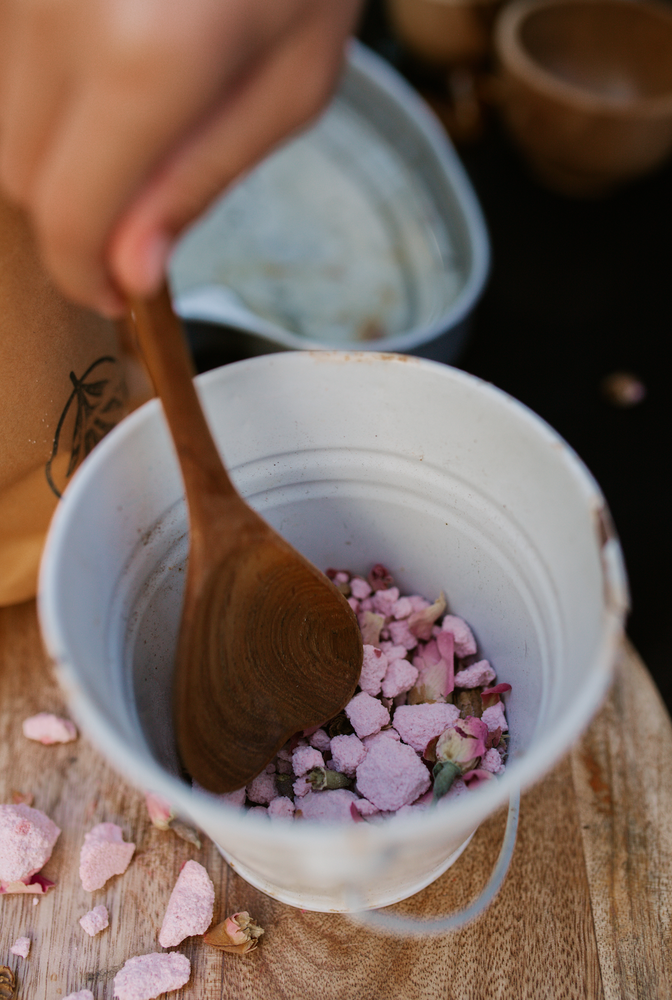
[
  {"xmin": 386, "ymin": 0, "xmax": 502, "ymax": 65},
  {"xmin": 493, "ymin": 0, "xmax": 672, "ymax": 194}
]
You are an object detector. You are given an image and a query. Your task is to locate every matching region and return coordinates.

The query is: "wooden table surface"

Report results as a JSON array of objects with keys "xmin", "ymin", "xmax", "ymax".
[{"xmin": 1, "ymin": 599, "xmax": 671, "ymax": 999}]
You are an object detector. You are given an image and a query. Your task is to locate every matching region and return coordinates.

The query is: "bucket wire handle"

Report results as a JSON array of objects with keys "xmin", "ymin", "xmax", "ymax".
[{"xmin": 343, "ymin": 787, "xmax": 520, "ymax": 937}]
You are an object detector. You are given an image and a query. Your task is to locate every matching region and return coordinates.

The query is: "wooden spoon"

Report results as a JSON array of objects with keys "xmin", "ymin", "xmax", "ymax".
[{"xmin": 129, "ymin": 285, "xmax": 363, "ymax": 794}]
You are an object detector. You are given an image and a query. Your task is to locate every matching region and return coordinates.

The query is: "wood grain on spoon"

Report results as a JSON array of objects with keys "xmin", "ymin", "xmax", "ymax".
[{"xmin": 129, "ymin": 285, "xmax": 363, "ymax": 793}]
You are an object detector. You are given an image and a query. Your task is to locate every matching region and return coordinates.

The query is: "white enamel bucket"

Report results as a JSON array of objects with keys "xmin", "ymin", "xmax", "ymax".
[{"xmin": 38, "ymin": 352, "xmax": 628, "ymax": 928}]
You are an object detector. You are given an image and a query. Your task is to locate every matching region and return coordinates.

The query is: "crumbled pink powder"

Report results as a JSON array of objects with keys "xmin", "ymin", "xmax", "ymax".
[
  {"xmin": 454, "ymin": 659, "xmax": 496, "ymax": 689},
  {"xmin": 296, "ymin": 789, "xmax": 360, "ymax": 822},
  {"xmin": 441, "ymin": 615, "xmax": 478, "ymax": 657},
  {"xmin": 392, "ymin": 596, "xmax": 413, "ymax": 619},
  {"xmin": 382, "ymin": 658, "xmax": 418, "ymax": 699},
  {"xmin": 79, "ymin": 823, "xmax": 135, "ymax": 892},
  {"xmin": 22, "ymin": 712, "xmax": 77, "ymax": 744},
  {"xmin": 246, "ymin": 769, "xmax": 277, "ymax": 805},
  {"xmin": 0, "ymin": 803, "xmax": 61, "ymax": 892},
  {"xmin": 358, "ymin": 645, "xmax": 388, "ymax": 696},
  {"xmin": 308, "ymin": 728, "xmax": 331, "ymax": 753},
  {"xmin": 481, "ymin": 748, "xmax": 506, "ymax": 774},
  {"xmin": 386, "ymin": 619, "xmax": 418, "ymax": 650},
  {"xmin": 268, "ymin": 796, "xmax": 295, "ymax": 819},
  {"xmin": 159, "ymin": 860, "xmax": 214, "ymax": 948},
  {"xmin": 329, "ymin": 734, "xmax": 367, "ymax": 776},
  {"xmin": 292, "ymin": 745, "xmax": 324, "ymax": 776},
  {"xmin": 393, "ymin": 703, "xmax": 461, "ymax": 753},
  {"xmin": 345, "ymin": 691, "xmax": 390, "ymax": 739},
  {"xmin": 355, "ymin": 740, "xmax": 431, "ymax": 812},
  {"xmin": 113, "ymin": 952, "xmax": 191, "ymax": 1000},
  {"xmin": 362, "ymin": 728, "xmax": 401, "ymax": 749},
  {"xmin": 350, "ymin": 577, "xmax": 372, "ymax": 599},
  {"xmin": 371, "ymin": 587, "xmax": 400, "ymax": 615},
  {"xmin": 482, "ymin": 702, "xmax": 508, "ymax": 732},
  {"xmin": 10, "ymin": 936, "xmax": 30, "ymax": 958},
  {"xmin": 64, "ymin": 992, "xmax": 95, "ymax": 1000},
  {"xmin": 79, "ymin": 904, "xmax": 109, "ymax": 936}
]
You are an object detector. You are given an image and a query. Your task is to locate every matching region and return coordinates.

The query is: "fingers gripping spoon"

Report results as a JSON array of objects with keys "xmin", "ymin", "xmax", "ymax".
[{"xmin": 130, "ymin": 286, "xmax": 363, "ymax": 793}]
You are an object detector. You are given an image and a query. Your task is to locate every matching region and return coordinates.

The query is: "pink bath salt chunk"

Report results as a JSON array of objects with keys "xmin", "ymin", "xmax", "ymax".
[
  {"xmin": 407, "ymin": 595, "xmax": 430, "ymax": 612},
  {"xmin": 344, "ymin": 691, "xmax": 390, "ymax": 739},
  {"xmin": 79, "ymin": 823, "xmax": 135, "ymax": 892},
  {"xmin": 362, "ymin": 728, "xmax": 401, "ymax": 750},
  {"xmin": 359, "ymin": 644, "xmax": 389, "ymax": 696},
  {"xmin": 350, "ymin": 576, "xmax": 372, "ymax": 599},
  {"xmin": 80, "ymin": 904, "xmax": 109, "ymax": 936},
  {"xmin": 393, "ymin": 703, "xmax": 460, "ymax": 753},
  {"xmin": 482, "ymin": 702, "xmax": 508, "ymax": 733},
  {"xmin": 454, "ymin": 659, "xmax": 496, "ymax": 689},
  {"xmin": 113, "ymin": 952, "xmax": 191, "ymax": 1000},
  {"xmin": 10, "ymin": 936, "xmax": 30, "ymax": 958},
  {"xmin": 386, "ymin": 619, "xmax": 419, "ymax": 650},
  {"xmin": 0, "ymin": 803, "xmax": 61, "ymax": 890},
  {"xmin": 441, "ymin": 615, "xmax": 478, "ymax": 657},
  {"xmin": 347, "ymin": 596, "xmax": 359, "ymax": 613},
  {"xmin": 64, "ymin": 992, "xmax": 95, "ymax": 1000},
  {"xmin": 371, "ymin": 587, "xmax": 400, "ymax": 615},
  {"xmin": 392, "ymin": 597, "xmax": 413, "ymax": 619},
  {"xmin": 333, "ymin": 571, "xmax": 349, "ymax": 585},
  {"xmin": 381, "ymin": 658, "xmax": 419, "ymax": 699},
  {"xmin": 481, "ymin": 748, "xmax": 506, "ymax": 774},
  {"xmin": 296, "ymin": 789, "xmax": 359, "ymax": 823},
  {"xmin": 308, "ymin": 728, "xmax": 331, "ymax": 753},
  {"xmin": 22, "ymin": 712, "xmax": 78, "ymax": 744},
  {"xmin": 268, "ymin": 796, "xmax": 295, "ymax": 819},
  {"xmin": 329, "ymin": 734, "xmax": 367, "ymax": 777},
  {"xmin": 355, "ymin": 740, "xmax": 431, "ymax": 812},
  {"xmin": 220, "ymin": 787, "xmax": 247, "ymax": 808},
  {"xmin": 159, "ymin": 859, "xmax": 215, "ymax": 947},
  {"xmin": 292, "ymin": 745, "xmax": 324, "ymax": 777},
  {"xmin": 246, "ymin": 769, "xmax": 277, "ymax": 805},
  {"xmin": 379, "ymin": 643, "xmax": 408, "ymax": 660},
  {"xmin": 352, "ymin": 798, "xmax": 379, "ymax": 817},
  {"xmin": 247, "ymin": 806, "xmax": 268, "ymax": 817}
]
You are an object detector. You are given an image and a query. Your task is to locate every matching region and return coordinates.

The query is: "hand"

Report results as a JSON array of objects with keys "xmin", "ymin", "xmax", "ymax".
[{"xmin": 0, "ymin": 0, "xmax": 362, "ymax": 315}]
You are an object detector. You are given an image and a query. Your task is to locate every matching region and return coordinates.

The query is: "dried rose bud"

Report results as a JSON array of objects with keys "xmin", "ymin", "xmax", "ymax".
[
  {"xmin": 306, "ymin": 767, "xmax": 352, "ymax": 791},
  {"xmin": 432, "ymin": 717, "xmax": 489, "ymax": 802},
  {"xmin": 436, "ymin": 717, "xmax": 488, "ymax": 766},
  {"xmin": 408, "ymin": 631, "xmax": 454, "ymax": 703},
  {"xmin": 367, "ymin": 564, "xmax": 394, "ymax": 591},
  {"xmin": 145, "ymin": 793, "xmax": 174, "ymax": 831},
  {"xmin": 325, "ymin": 712, "xmax": 355, "ymax": 738},
  {"xmin": 170, "ymin": 821, "xmax": 202, "ymax": 849},
  {"xmin": 204, "ymin": 911, "xmax": 264, "ymax": 954},
  {"xmin": 408, "ymin": 592, "xmax": 447, "ymax": 641},
  {"xmin": 11, "ymin": 791, "xmax": 34, "ymax": 807},
  {"xmin": 0, "ymin": 965, "xmax": 16, "ymax": 1000}
]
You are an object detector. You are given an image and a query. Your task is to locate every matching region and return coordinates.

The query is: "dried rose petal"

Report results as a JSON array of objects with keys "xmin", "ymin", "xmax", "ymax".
[
  {"xmin": 367, "ymin": 564, "xmax": 394, "ymax": 591},
  {"xmin": 462, "ymin": 768, "xmax": 496, "ymax": 788},
  {"xmin": 204, "ymin": 911, "xmax": 264, "ymax": 954},
  {"xmin": 408, "ymin": 631, "xmax": 454, "ymax": 703},
  {"xmin": 408, "ymin": 593, "xmax": 447, "ymax": 641},
  {"xmin": 358, "ymin": 611, "xmax": 385, "ymax": 646}
]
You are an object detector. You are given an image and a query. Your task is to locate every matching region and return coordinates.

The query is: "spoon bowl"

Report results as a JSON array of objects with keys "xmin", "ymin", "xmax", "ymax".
[{"xmin": 130, "ymin": 287, "xmax": 362, "ymax": 793}]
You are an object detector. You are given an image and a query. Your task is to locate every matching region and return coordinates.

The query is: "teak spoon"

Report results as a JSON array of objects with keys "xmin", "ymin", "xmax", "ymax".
[{"xmin": 129, "ymin": 285, "xmax": 363, "ymax": 794}]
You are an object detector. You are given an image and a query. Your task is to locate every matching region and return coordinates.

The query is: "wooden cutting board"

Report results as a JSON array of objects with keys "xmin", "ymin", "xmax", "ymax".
[{"xmin": 1, "ymin": 600, "xmax": 671, "ymax": 999}]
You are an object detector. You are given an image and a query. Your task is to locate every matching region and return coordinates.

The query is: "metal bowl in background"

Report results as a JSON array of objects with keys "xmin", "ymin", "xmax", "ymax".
[{"xmin": 169, "ymin": 41, "xmax": 489, "ymax": 363}]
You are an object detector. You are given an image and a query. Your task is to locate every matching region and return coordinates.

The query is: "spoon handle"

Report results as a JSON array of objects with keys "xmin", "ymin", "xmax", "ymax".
[{"xmin": 129, "ymin": 284, "xmax": 238, "ymax": 512}]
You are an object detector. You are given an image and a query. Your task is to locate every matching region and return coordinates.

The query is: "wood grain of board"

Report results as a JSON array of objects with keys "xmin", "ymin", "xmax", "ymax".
[{"xmin": 1, "ymin": 600, "xmax": 671, "ymax": 999}]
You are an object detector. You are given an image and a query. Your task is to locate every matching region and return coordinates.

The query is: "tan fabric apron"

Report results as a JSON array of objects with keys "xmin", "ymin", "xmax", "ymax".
[{"xmin": 0, "ymin": 195, "xmax": 152, "ymax": 605}]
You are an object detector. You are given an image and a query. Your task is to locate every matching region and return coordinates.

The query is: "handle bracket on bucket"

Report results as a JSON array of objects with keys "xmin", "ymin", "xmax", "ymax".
[{"xmin": 344, "ymin": 787, "xmax": 520, "ymax": 937}]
